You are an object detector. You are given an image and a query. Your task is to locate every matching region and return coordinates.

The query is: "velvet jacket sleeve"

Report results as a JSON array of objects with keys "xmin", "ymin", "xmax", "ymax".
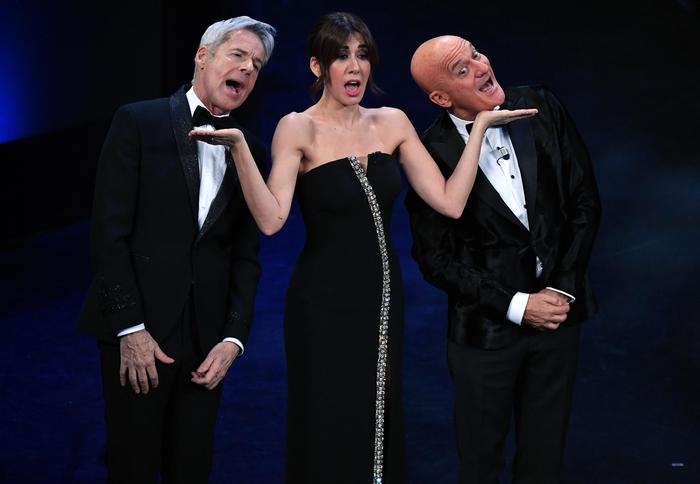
[{"xmin": 405, "ymin": 163, "xmax": 516, "ymax": 322}]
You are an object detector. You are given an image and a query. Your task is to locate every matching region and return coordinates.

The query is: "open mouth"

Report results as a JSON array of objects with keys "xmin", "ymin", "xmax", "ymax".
[
  {"xmin": 226, "ymin": 79, "xmax": 242, "ymax": 94},
  {"xmin": 344, "ymin": 80, "xmax": 361, "ymax": 96},
  {"xmin": 479, "ymin": 77, "xmax": 494, "ymax": 93}
]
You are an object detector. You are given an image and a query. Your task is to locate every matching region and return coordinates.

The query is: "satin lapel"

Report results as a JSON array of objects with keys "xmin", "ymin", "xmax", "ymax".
[
  {"xmin": 169, "ymin": 87, "xmax": 200, "ymax": 225},
  {"xmin": 428, "ymin": 112, "xmax": 465, "ymax": 173},
  {"xmin": 503, "ymin": 95, "xmax": 538, "ymax": 225},
  {"xmin": 474, "ymin": 169, "xmax": 527, "ymax": 228},
  {"xmin": 198, "ymin": 150, "xmax": 238, "ymax": 240}
]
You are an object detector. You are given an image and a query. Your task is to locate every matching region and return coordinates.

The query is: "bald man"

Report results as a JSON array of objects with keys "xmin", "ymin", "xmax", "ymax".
[{"xmin": 405, "ymin": 36, "xmax": 601, "ymax": 483}]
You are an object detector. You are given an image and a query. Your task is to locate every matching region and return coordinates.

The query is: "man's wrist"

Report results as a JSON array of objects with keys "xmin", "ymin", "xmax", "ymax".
[
  {"xmin": 117, "ymin": 323, "xmax": 145, "ymax": 337},
  {"xmin": 222, "ymin": 337, "xmax": 244, "ymax": 355},
  {"xmin": 546, "ymin": 286, "xmax": 576, "ymax": 303},
  {"xmin": 506, "ymin": 292, "xmax": 529, "ymax": 325}
]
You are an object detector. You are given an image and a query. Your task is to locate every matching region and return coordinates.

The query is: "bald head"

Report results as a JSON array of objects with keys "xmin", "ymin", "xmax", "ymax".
[
  {"xmin": 410, "ymin": 35, "xmax": 505, "ymax": 120},
  {"xmin": 411, "ymin": 35, "xmax": 468, "ymax": 93}
]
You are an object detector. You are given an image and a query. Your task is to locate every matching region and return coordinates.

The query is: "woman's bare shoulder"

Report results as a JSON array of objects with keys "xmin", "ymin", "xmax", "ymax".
[
  {"xmin": 275, "ymin": 111, "xmax": 315, "ymax": 140},
  {"xmin": 279, "ymin": 111, "xmax": 314, "ymax": 127},
  {"xmin": 365, "ymin": 106, "xmax": 410, "ymax": 125}
]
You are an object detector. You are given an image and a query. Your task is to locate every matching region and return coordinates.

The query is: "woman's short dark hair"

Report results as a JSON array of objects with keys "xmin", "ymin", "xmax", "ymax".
[{"xmin": 308, "ymin": 12, "xmax": 381, "ymax": 99}]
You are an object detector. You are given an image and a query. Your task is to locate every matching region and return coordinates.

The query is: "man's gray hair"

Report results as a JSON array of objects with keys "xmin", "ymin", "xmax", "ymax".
[{"xmin": 198, "ymin": 16, "xmax": 277, "ymax": 64}]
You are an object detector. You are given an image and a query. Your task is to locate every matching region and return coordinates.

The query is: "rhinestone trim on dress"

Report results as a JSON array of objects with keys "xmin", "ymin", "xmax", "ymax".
[{"xmin": 348, "ymin": 156, "xmax": 391, "ymax": 484}]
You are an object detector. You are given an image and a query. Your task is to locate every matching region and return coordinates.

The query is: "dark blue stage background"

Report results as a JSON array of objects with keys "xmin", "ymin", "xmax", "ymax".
[{"xmin": 1, "ymin": 0, "xmax": 699, "ymax": 482}]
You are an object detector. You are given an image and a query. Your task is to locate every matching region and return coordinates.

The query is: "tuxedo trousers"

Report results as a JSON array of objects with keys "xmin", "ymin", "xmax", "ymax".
[
  {"xmin": 448, "ymin": 323, "xmax": 581, "ymax": 484},
  {"xmin": 99, "ymin": 291, "xmax": 224, "ymax": 484}
]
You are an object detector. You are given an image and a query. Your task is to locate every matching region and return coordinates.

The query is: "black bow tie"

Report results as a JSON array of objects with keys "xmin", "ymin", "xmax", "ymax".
[
  {"xmin": 465, "ymin": 122, "xmax": 474, "ymax": 134},
  {"xmin": 192, "ymin": 105, "xmax": 239, "ymax": 130}
]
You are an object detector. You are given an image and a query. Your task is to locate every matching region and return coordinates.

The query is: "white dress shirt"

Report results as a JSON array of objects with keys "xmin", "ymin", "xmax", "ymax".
[
  {"xmin": 448, "ymin": 112, "xmax": 574, "ymax": 325},
  {"xmin": 186, "ymin": 88, "xmax": 229, "ymax": 229},
  {"xmin": 117, "ymin": 88, "xmax": 244, "ymax": 354}
]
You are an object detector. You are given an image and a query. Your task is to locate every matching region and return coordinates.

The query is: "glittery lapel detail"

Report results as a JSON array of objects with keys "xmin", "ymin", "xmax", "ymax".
[{"xmin": 169, "ymin": 87, "xmax": 200, "ymax": 226}]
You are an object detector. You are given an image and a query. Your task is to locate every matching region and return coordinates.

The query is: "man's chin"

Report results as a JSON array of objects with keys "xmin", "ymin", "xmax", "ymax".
[
  {"xmin": 492, "ymin": 85, "xmax": 506, "ymax": 105},
  {"xmin": 217, "ymin": 93, "xmax": 249, "ymax": 112}
]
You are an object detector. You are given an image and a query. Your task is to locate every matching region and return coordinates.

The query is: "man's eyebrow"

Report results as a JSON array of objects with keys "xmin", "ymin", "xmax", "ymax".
[
  {"xmin": 443, "ymin": 40, "xmax": 466, "ymax": 73},
  {"xmin": 229, "ymin": 47, "xmax": 263, "ymax": 65}
]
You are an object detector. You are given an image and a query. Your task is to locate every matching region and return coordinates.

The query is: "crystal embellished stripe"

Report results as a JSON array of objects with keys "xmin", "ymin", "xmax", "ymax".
[{"xmin": 348, "ymin": 156, "xmax": 391, "ymax": 484}]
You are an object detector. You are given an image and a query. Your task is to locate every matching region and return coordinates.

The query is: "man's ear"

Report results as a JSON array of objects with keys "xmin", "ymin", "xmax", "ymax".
[
  {"xmin": 195, "ymin": 46, "xmax": 209, "ymax": 71},
  {"xmin": 429, "ymin": 90, "xmax": 452, "ymax": 109},
  {"xmin": 309, "ymin": 57, "xmax": 321, "ymax": 78}
]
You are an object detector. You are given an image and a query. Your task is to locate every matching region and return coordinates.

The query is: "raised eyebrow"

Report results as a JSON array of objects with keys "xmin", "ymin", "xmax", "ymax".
[{"xmin": 443, "ymin": 39, "xmax": 467, "ymax": 73}]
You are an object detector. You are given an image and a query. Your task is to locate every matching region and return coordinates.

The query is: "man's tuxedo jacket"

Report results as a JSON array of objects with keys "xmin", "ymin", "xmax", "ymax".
[
  {"xmin": 406, "ymin": 85, "xmax": 601, "ymax": 350},
  {"xmin": 78, "ymin": 86, "xmax": 266, "ymax": 353}
]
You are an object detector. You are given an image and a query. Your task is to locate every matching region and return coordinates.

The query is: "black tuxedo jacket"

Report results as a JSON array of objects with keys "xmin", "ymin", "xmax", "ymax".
[
  {"xmin": 77, "ymin": 86, "xmax": 266, "ymax": 353},
  {"xmin": 405, "ymin": 85, "xmax": 601, "ymax": 350}
]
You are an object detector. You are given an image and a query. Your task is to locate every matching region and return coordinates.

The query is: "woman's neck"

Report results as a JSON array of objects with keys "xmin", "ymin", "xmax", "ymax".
[{"xmin": 311, "ymin": 92, "xmax": 363, "ymax": 128}]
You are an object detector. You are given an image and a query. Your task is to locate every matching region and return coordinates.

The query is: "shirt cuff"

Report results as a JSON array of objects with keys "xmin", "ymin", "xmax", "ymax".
[
  {"xmin": 507, "ymin": 292, "xmax": 529, "ymax": 325},
  {"xmin": 546, "ymin": 287, "xmax": 576, "ymax": 303},
  {"xmin": 223, "ymin": 337, "xmax": 245, "ymax": 355},
  {"xmin": 117, "ymin": 323, "xmax": 145, "ymax": 337}
]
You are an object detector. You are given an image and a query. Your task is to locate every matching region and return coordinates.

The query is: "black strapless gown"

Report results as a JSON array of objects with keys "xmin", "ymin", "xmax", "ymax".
[{"xmin": 284, "ymin": 152, "xmax": 406, "ymax": 483}]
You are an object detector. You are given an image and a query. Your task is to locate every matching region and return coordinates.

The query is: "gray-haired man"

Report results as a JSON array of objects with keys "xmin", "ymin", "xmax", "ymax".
[{"xmin": 77, "ymin": 16, "xmax": 276, "ymax": 483}]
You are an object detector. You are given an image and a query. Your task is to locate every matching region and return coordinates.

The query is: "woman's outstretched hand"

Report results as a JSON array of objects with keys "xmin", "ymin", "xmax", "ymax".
[
  {"xmin": 475, "ymin": 108, "xmax": 538, "ymax": 129},
  {"xmin": 188, "ymin": 128, "xmax": 245, "ymax": 147}
]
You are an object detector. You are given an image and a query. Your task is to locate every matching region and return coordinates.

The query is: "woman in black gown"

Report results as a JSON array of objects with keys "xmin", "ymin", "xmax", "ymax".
[{"xmin": 191, "ymin": 12, "xmax": 536, "ymax": 483}]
